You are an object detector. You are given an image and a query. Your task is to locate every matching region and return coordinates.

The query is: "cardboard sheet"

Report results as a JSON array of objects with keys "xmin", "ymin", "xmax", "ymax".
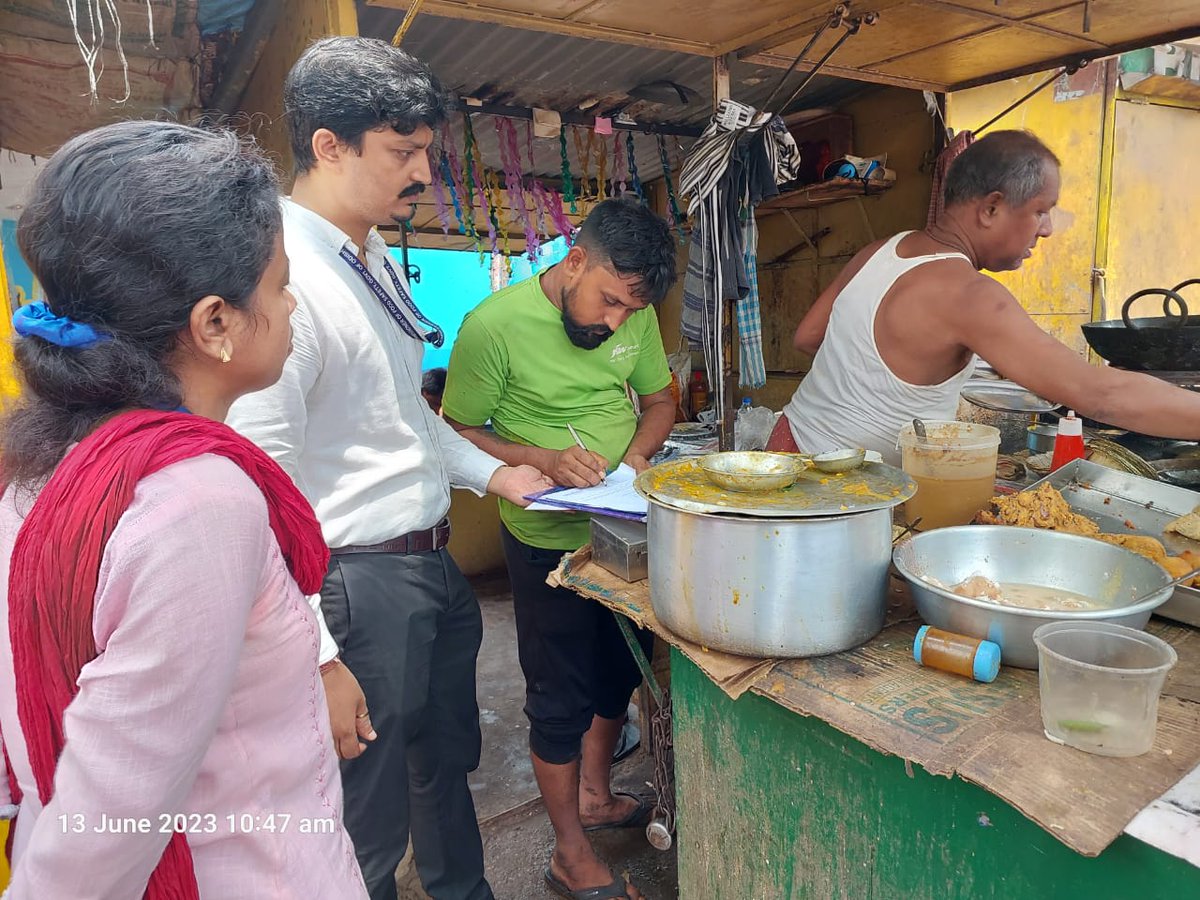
[{"xmin": 553, "ymin": 547, "xmax": 1200, "ymax": 856}]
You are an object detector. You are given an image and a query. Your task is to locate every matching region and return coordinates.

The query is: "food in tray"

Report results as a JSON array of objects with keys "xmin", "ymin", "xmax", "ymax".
[
  {"xmin": 927, "ymin": 573, "xmax": 1103, "ymax": 611},
  {"xmin": 974, "ymin": 482, "xmax": 1099, "ymax": 533},
  {"xmin": 975, "ymin": 483, "xmax": 1200, "ymax": 587},
  {"xmin": 1164, "ymin": 505, "xmax": 1200, "ymax": 541}
]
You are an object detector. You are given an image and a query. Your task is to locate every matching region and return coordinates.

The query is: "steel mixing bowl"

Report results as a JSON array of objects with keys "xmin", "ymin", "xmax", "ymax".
[
  {"xmin": 812, "ymin": 447, "xmax": 867, "ymax": 474},
  {"xmin": 892, "ymin": 526, "xmax": 1174, "ymax": 668},
  {"xmin": 699, "ymin": 451, "xmax": 806, "ymax": 492}
]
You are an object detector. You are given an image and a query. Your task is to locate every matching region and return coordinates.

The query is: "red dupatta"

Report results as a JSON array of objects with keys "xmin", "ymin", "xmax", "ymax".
[{"xmin": 3, "ymin": 409, "xmax": 328, "ymax": 898}]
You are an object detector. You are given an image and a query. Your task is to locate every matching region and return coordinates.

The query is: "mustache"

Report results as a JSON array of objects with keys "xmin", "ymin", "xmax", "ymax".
[{"xmin": 399, "ymin": 184, "xmax": 427, "ymax": 200}]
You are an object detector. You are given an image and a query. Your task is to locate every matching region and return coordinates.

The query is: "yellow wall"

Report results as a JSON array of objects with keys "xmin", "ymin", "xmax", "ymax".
[
  {"xmin": 1105, "ymin": 100, "xmax": 1200, "ymax": 320},
  {"xmin": 945, "ymin": 67, "xmax": 1110, "ymax": 354},
  {"xmin": 238, "ymin": 0, "xmax": 358, "ymax": 179}
]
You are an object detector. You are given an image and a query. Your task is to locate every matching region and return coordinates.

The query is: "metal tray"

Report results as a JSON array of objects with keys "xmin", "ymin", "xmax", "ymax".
[
  {"xmin": 635, "ymin": 458, "xmax": 915, "ymax": 518},
  {"xmin": 960, "ymin": 379, "xmax": 1061, "ymax": 414},
  {"xmin": 1028, "ymin": 459, "xmax": 1200, "ymax": 626}
]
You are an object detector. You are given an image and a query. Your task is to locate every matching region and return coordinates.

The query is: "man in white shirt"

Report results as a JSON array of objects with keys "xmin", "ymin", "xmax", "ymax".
[{"xmin": 227, "ymin": 37, "xmax": 549, "ymax": 900}]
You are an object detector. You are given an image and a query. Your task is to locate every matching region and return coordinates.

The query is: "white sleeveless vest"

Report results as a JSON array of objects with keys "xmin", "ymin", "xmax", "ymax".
[{"xmin": 784, "ymin": 232, "xmax": 977, "ymax": 465}]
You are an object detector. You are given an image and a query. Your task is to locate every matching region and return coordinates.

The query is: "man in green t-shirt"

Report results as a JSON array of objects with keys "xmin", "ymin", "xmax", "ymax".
[{"xmin": 444, "ymin": 199, "xmax": 677, "ymax": 900}]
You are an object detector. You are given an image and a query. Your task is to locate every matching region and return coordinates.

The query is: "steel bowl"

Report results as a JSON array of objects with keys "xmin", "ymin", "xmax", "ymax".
[
  {"xmin": 699, "ymin": 451, "xmax": 806, "ymax": 492},
  {"xmin": 812, "ymin": 447, "xmax": 866, "ymax": 474},
  {"xmin": 892, "ymin": 526, "xmax": 1174, "ymax": 668},
  {"xmin": 1027, "ymin": 424, "xmax": 1057, "ymax": 454}
]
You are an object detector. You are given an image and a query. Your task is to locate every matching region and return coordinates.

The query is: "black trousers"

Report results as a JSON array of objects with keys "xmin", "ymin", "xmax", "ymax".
[
  {"xmin": 321, "ymin": 548, "xmax": 493, "ymax": 900},
  {"xmin": 501, "ymin": 525, "xmax": 653, "ymax": 765}
]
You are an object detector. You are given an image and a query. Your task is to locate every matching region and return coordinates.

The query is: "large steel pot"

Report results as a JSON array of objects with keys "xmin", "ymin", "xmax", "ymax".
[{"xmin": 646, "ymin": 496, "xmax": 892, "ymax": 657}]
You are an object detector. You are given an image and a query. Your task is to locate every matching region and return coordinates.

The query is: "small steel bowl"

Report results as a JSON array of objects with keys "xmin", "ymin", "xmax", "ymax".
[
  {"xmin": 1027, "ymin": 424, "xmax": 1057, "ymax": 454},
  {"xmin": 699, "ymin": 451, "xmax": 806, "ymax": 492},
  {"xmin": 811, "ymin": 448, "xmax": 867, "ymax": 474}
]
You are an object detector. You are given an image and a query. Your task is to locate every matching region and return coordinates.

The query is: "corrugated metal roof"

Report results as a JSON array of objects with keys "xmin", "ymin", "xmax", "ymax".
[{"xmin": 356, "ymin": 8, "xmax": 875, "ymax": 180}]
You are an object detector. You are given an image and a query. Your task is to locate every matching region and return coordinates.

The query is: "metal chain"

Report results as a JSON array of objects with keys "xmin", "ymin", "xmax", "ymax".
[{"xmin": 646, "ymin": 689, "xmax": 676, "ymax": 849}]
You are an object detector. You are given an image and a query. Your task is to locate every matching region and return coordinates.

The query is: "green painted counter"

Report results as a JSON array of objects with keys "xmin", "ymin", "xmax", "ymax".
[{"xmin": 671, "ymin": 648, "xmax": 1200, "ymax": 900}]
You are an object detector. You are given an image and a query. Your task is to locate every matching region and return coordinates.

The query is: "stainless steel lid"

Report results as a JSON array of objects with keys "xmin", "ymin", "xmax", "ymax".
[
  {"xmin": 960, "ymin": 379, "xmax": 1060, "ymax": 414},
  {"xmin": 634, "ymin": 457, "xmax": 916, "ymax": 518}
]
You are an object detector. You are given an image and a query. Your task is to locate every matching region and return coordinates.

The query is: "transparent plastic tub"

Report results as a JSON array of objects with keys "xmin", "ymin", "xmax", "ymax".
[
  {"xmin": 896, "ymin": 421, "xmax": 1000, "ymax": 530},
  {"xmin": 1032, "ymin": 621, "xmax": 1177, "ymax": 757}
]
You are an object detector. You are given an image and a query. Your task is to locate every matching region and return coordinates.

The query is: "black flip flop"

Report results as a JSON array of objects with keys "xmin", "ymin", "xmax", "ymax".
[
  {"xmin": 612, "ymin": 721, "xmax": 641, "ymax": 765},
  {"xmin": 582, "ymin": 790, "xmax": 653, "ymax": 833},
  {"xmin": 544, "ymin": 865, "xmax": 633, "ymax": 900}
]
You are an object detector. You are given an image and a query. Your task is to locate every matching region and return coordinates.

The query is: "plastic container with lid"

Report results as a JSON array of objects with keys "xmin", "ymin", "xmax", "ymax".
[
  {"xmin": 913, "ymin": 625, "xmax": 1001, "ymax": 683},
  {"xmin": 1033, "ymin": 621, "xmax": 1177, "ymax": 757},
  {"xmin": 896, "ymin": 420, "xmax": 1000, "ymax": 530},
  {"xmin": 1050, "ymin": 410, "xmax": 1086, "ymax": 472}
]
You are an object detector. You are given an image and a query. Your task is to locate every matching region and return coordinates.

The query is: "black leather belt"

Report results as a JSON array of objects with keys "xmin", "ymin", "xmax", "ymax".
[{"xmin": 330, "ymin": 518, "xmax": 451, "ymax": 555}]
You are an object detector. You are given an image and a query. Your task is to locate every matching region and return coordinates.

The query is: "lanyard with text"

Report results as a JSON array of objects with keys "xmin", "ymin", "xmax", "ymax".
[{"xmin": 338, "ymin": 246, "xmax": 445, "ymax": 348}]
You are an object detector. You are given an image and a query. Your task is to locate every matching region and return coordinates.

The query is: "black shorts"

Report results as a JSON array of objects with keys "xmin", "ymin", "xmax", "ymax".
[{"xmin": 501, "ymin": 525, "xmax": 653, "ymax": 765}]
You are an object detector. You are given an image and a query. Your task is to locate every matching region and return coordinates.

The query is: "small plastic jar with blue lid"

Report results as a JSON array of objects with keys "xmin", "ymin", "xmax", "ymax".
[{"xmin": 913, "ymin": 625, "xmax": 1001, "ymax": 683}]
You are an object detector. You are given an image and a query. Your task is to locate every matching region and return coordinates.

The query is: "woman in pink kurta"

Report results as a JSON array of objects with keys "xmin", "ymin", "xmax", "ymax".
[{"xmin": 0, "ymin": 122, "xmax": 367, "ymax": 898}]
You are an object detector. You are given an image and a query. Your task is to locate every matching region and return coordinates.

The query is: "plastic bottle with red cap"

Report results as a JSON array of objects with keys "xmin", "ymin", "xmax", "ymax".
[{"xmin": 1050, "ymin": 410, "xmax": 1087, "ymax": 472}]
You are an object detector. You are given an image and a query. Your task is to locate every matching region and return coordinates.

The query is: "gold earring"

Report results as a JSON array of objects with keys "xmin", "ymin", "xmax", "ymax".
[{"xmin": 219, "ymin": 346, "xmax": 232, "ymax": 364}]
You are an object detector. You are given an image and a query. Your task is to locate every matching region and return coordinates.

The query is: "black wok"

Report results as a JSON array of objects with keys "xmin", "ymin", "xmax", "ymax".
[{"xmin": 1081, "ymin": 282, "xmax": 1200, "ymax": 371}]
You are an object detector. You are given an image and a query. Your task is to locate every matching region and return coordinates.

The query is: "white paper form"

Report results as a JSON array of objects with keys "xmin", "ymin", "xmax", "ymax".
[{"xmin": 524, "ymin": 463, "xmax": 648, "ymax": 521}]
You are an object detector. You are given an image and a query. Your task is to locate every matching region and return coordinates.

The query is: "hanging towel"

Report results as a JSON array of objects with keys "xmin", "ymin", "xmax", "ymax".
[
  {"xmin": 926, "ymin": 130, "xmax": 975, "ymax": 227},
  {"xmin": 681, "ymin": 111, "xmax": 799, "ymax": 393}
]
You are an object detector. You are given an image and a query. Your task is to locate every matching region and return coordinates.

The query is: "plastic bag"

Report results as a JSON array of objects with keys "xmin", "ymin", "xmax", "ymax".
[
  {"xmin": 666, "ymin": 347, "xmax": 693, "ymax": 422},
  {"xmin": 735, "ymin": 406, "xmax": 779, "ymax": 451}
]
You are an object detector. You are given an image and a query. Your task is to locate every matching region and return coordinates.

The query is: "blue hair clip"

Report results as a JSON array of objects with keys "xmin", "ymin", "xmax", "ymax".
[{"xmin": 12, "ymin": 301, "xmax": 111, "ymax": 349}]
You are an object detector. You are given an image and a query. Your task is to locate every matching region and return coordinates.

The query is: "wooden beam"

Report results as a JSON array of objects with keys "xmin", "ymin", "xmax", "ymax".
[
  {"xmin": 911, "ymin": 1, "xmax": 1107, "ymax": 50},
  {"xmin": 714, "ymin": 53, "xmax": 732, "ymax": 105},
  {"xmin": 366, "ymin": 0, "xmax": 716, "ymax": 55},
  {"xmin": 729, "ymin": 1, "xmax": 908, "ymax": 59},
  {"xmin": 468, "ymin": 101, "xmax": 703, "ymax": 137},
  {"xmin": 742, "ymin": 52, "xmax": 944, "ymax": 92},
  {"xmin": 564, "ymin": 0, "xmax": 608, "ymax": 22},
  {"xmin": 831, "ymin": 2, "xmax": 1082, "ymax": 72},
  {"xmin": 948, "ymin": 25, "xmax": 1200, "ymax": 91},
  {"xmin": 721, "ymin": 7, "xmax": 846, "ymax": 59}
]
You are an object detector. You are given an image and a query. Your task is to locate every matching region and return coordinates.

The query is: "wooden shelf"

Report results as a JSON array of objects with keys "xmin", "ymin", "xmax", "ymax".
[
  {"xmin": 757, "ymin": 177, "xmax": 894, "ymax": 212},
  {"xmin": 1120, "ymin": 73, "xmax": 1200, "ymax": 106}
]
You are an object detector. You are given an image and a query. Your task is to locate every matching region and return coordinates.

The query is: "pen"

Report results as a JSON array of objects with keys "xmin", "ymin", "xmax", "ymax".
[{"xmin": 566, "ymin": 423, "xmax": 607, "ymax": 486}]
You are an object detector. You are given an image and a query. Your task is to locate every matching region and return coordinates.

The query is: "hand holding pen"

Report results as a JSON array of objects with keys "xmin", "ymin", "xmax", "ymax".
[{"xmin": 547, "ymin": 423, "xmax": 608, "ymax": 488}]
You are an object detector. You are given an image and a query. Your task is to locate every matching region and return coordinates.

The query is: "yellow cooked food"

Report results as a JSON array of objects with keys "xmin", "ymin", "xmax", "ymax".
[
  {"xmin": 974, "ymin": 482, "xmax": 1099, "ymax": 534},
  {"xmin": 1165, "ymin": 505, "xmax": 1200, "ymax": 542},
  {"xmin": 975, "ymin": 483, "xmax": 1200, "ymax": 586}
]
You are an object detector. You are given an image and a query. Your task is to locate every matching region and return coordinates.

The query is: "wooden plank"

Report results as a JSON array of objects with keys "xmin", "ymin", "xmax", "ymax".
[
  {"xmin": 716, "ymin": 3, "xmax": 855, "ymax": 57},
  {"xmin": 912, "ymin": 0, "xmax": 1108, "ymax": 49},
  {"xmin": 949, "ymin": 26, "xmax": 1200, "ymax": 91},
  {"xmin": 740, "ymin": 52, "xmax": 945, "ymax": 91},
  {"xmin": 367, "ymin": 0, "xmax": 1200, "ymax": 94},
  {"xmin": 1120, "ymin": 74, "xmax": 1200, "ymax": 107},
  {"xmin": 730, "ymin": 0, "xmax": 911, "ymax": 60},
  {"xmin": 758, "ymin": 177, "xmax": 895, "ymax": 211},
  {"xmin": 365, "ymin": 0, "xmax": 717, "ymax": 55},
  {"xmin": 713, "ymin": 53, "xmax": 732, "ymax": 104}
]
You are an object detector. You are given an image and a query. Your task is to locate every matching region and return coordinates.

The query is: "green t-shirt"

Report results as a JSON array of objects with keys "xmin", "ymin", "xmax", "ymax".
[{"xmin": 443, "ymin": 275, "xmax": 671, "ymax": 550}]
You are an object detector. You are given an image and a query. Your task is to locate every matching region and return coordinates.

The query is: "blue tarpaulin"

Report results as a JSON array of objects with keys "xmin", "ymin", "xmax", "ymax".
[{"xmin": 197, "ymin": 0, "xmax": 256, "ymax": 35}]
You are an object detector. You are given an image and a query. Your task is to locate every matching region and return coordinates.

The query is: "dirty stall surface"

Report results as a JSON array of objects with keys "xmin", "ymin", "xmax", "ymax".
[{"xmin": 396, "ymin": 575, "xmax": 679, "ymax": 900}]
